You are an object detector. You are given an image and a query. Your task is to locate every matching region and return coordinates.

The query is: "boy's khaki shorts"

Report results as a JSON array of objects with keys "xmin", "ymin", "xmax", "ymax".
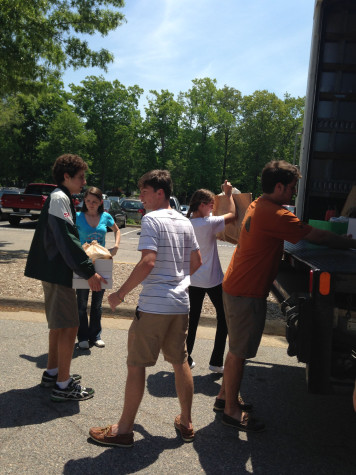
[{"xmin": 127, "ymin": 311, "xmax": 189, "ymax": 367}]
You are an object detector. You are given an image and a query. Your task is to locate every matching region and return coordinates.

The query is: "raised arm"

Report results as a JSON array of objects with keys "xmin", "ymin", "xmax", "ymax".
[{"xmin": 221, "ymin": 180, "xmax": 237, "ymax": 225}]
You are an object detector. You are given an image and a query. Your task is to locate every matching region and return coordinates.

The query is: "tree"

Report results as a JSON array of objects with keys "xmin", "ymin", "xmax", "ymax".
[
  {"xmin": 0, "ymin": 74, "xmax": 97, "ymax": 184},
  {"xmin": 70, "ymin": 76, "xmax": 143, "ymax": 191},
  {"xmin": 276, "ymin": 93, "xmax": 305, "ymax": 163},
  {"xmin": 0, "ymin": 0, "xmax": 125, "ymax": 96},
  {"xmin": 0, "ymin": 97, "xmax": 23, "ymax": 185},
  {"xmin": 141, "ymin": 90, "xmax": 184, "ymax": 194},
  {"xmin": 178, "ymin": 78, "xmax": 220, "ymax": 195},
  {"xmin": 215, "ymin": 85, "xmax": 242, "ymax": 182},
  {"xmin": 235, "ymin": 91, "xmax": 305, "ymax": 197},
  {"xmin": 37, "ymin": 108, "xmax": 95, "ymax": 177}
]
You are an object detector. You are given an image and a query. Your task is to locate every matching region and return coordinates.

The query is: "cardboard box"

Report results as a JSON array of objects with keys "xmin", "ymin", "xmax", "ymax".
[
  {"xmin": 72, "ymin": 258, "xmax": 113, "ymax": 289},
  {"xmin": 213, "ymin": 192, "xmax": 252, "ymax": 244},
  {"xmin": 341, "ymin": 185, "xmax": 356, "ymax": 216}
]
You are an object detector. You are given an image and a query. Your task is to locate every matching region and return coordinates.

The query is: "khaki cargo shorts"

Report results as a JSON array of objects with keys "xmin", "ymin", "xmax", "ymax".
[{"xmin": 127, "ymin": 310, "xmax": 189, "ymax": 367}]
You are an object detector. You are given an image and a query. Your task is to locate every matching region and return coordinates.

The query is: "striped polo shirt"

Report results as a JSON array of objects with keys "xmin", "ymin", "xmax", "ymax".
[{"xmin": 137, "ymin": 208, "xmax": 199, "ymax": 314}]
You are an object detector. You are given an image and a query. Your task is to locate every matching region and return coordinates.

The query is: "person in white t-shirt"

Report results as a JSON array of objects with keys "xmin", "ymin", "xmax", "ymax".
[
  {"xmin": 89, "ymin": 169, "xmax": 202, "ymax": 447},
  {"xmin": 187, "ymin": 180, "xmax": 236, "ymax": 373}
]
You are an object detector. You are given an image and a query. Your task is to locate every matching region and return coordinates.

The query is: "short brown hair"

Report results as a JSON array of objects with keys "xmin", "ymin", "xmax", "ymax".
[
  {"xmin": 261, "ymin": 160, "xmax": 301, "ymax": 193},
  {"xmin": 52, "ymin": 154, "xmax": 88, "ymax": 185},
  {"xmin": 138, "ymin": 170, "xmax": 172, "ymax": 200}
]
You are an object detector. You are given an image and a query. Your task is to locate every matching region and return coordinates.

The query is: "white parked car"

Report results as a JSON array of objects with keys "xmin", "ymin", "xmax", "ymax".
[{"xmin": 180, "ymin": 204, "xmax": 189, "ymax": 216}]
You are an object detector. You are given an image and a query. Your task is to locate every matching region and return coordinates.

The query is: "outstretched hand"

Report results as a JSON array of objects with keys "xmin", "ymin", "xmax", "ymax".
[{"xmin": 222, "ymin": 179, "xmax": 233, "ymax": 197}]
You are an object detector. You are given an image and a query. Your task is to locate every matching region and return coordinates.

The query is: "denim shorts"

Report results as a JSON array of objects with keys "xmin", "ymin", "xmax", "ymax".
[
  {"xmin": 42, "ymin": 281, "xmax": 79, "ymax": 329},
  {"xmin": 223, "ymin": 292, "xmax": 267, "ymax": 359}
]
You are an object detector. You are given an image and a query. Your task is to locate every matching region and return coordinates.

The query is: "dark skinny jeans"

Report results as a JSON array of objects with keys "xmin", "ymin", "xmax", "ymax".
[
  {"xmin": 187, "ymin": 284, "xmax": 227, "ymax": 367},
  {"xmin": 76, "ymin": 289, "xmax": 105, "ymax": 343}
]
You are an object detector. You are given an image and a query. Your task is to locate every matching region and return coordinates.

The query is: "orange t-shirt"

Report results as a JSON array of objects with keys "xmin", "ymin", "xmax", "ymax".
[{"xmin": 223, "ymin": 197, "xmax": 312, "ymax": 299}]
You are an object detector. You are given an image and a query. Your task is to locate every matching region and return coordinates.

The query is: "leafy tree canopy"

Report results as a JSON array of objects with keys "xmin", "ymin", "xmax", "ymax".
[{"xmin": 0, "ymin": 0, "xmax": 125, "ymax": 96}]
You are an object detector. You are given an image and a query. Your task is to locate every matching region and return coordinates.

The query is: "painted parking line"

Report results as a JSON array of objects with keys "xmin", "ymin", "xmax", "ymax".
[
  {"xmin": 0, "ymin": 226, "xmax": 34, "ymax": 232},
  {"xmin": 120, "ymin": 228, "xmax": 140, "ymax": 236}
]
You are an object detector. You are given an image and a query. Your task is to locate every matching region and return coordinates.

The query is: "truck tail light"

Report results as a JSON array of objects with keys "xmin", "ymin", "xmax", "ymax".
[
  {"xmin": 139, "ymin": 208, "xmax": 146, "ymax": 216},
  {"xmin": 319, "ymin": 272, "xmax": 331, "ymax": 296}
]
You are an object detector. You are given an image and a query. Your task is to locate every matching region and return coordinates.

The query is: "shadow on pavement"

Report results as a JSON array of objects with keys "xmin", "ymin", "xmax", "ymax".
[
  {"xmin": 63, "ymin": 424, "xmax": 182, "ymax": 475},
  {"xmin": 19, "ymin": 345, "xmax": 95, "ymax": 371},
  {"xmin": 0, "ymin": 249, "xmax": 28, "ymax": 260},
  {"xmin": 4, "ymin": 317, "xmax": 356, "ymax": 474},
  {"xmin": 18, "ymin": 351, "xmax": 93, "ymax": 374},
  {"xmin": 147, "ymin": 370, "xmax": 222, "ymax": 398},
  {"xmin": 0, "ymin": 385, "xmax": 80, "ymax": 428},
  {"xmin": 146, "ymin": 359, "xmax": 356, "ymax": 474},
  {"xmin": 19, "ymin": 352, "xmax": 48, "ymax": 369},
  {"xmin": 193, "ymin": 418, "xmax": 251, "ymax": 475}
]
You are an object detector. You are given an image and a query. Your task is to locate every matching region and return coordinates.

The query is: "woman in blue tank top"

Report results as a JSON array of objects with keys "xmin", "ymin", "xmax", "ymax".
[{"xmin": 76, "ymin": 187, "xmax": 120, "ymax": 349}]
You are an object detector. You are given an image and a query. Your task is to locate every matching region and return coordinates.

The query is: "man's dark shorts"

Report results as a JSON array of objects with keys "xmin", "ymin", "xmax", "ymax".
[
  {"xmin": 42, "ymin": 282, "xmax": 79, "ymax": 329},
  {"xmin": 223, "ymin": 292, "xmax": 267, "ymax": 359}
]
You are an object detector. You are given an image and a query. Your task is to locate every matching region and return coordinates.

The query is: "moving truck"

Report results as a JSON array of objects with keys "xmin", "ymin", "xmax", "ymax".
[{"xmin": 272, "ymin": 0, "xmax": 356, "ymax": 393}]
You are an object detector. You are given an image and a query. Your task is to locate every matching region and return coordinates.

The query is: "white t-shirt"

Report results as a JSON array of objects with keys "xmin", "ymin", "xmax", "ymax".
[
  {"xmin": 137, "ymin": 208, "xmax": 199, "ymax": 314},
  {"xmin": 190, "ymin": 216, "xmax": 225, "ymax": 288}
]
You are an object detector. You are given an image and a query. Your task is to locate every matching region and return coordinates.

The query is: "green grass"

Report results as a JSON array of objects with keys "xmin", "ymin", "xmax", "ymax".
[{"xmin": 127, "ymin": 218, "xmax": 138, "ymax": 225}]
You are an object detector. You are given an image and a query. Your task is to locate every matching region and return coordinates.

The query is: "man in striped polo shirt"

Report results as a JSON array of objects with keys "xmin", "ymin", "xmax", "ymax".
[{"xmin": 89, "ymin": 170, "xmax": 202, "ymax": 447}]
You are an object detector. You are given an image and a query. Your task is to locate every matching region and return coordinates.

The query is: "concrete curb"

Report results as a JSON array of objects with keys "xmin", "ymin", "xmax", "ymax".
[{"xmin": 0, "ymin": 297, "xmax": 286, "ymax": 336}]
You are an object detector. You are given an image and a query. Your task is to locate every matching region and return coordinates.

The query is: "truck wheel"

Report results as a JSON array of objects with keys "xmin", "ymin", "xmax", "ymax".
[{"xmin": 8, "ymin": 216, "xmax": 21, "ymax": 226}]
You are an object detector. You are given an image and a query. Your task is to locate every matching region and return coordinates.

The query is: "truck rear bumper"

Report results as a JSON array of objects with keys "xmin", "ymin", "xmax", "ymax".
[{"xmin": 1, "ymin": 209, "xmax": 42, "ymax": 216}]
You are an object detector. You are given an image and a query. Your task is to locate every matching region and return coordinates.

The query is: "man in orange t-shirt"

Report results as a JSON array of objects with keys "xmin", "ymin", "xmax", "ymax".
[{"xmin": 215, "ymin": 160, "xmax": 356, "ymax": 433}]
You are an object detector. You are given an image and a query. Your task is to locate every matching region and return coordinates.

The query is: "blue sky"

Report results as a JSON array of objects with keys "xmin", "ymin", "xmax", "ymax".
[{"xmin": 63, "ymin": 0, "xmax": 315, "ymax": 105}]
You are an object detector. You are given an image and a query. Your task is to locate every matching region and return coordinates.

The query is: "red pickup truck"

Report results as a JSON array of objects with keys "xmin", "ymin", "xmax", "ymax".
[{"xmin": 1, "ymin": 183, "xmax": 57, "ymax": 225}]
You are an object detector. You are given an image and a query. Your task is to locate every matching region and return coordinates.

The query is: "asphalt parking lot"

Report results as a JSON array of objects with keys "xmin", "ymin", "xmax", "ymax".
[{"xmin": 1, "ymin": 311, "xmax": 355, "ymax": 475}]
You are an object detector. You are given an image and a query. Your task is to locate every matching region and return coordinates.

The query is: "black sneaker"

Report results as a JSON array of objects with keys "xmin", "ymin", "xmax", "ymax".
[
  {"xmin": 50, "ymin": 380, "xmax": 94, "ymax": 402},
  {"xmin": 40, "ymin": 371, "xmax": 81, "ymax": 388}
]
